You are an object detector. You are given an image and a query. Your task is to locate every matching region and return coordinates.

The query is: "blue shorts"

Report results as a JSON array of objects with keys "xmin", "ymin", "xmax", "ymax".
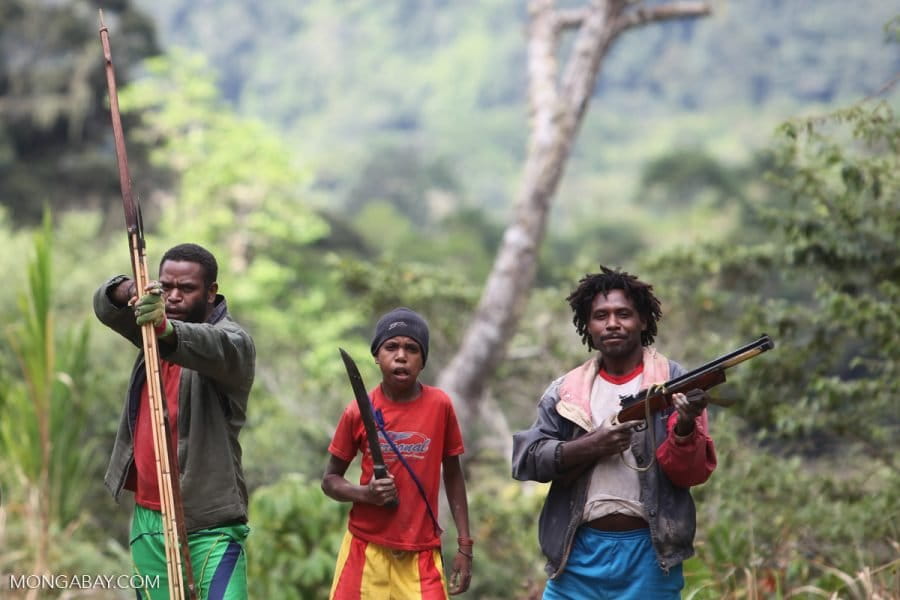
[{"xmin": 543, "ymin": 526, "xmax": 684, "ymax": 600}]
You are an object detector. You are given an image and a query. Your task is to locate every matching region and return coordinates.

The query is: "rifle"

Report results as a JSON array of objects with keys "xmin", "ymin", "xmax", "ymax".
[
  {"xmin": 617, "ymin": 334, "xmax": 775, "ymax": 423},
  {"xmin": 98, "ymin": 11, "xmax": 196, "ymax": 599}
]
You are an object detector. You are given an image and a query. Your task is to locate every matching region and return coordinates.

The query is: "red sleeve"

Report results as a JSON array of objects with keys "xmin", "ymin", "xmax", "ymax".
[
  {"xmin": 328, "ymin": 403, "xmax": 362, "ymax": 463},
  {"xmin": 442, "ymin": 392, "xmax": 465, "ymax": 457},
  {"xmin": 655, "ymin": 410, "xmax": 717, "ymax": 488}
]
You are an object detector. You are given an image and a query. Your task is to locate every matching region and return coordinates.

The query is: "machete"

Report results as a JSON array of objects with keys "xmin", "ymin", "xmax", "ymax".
[{"xmin": 339, "ymin": 348, "xmax": 398, "ymax": 509}]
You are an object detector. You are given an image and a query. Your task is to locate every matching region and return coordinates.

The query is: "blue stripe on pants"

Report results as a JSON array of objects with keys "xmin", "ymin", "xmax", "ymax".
[
  {"xmin": 543, "ymin": 527, "xmax": 683, "ymax": 600},
  {"xmin": 207, "ymin": 541, "xmax": 242, "ymax": 600}
]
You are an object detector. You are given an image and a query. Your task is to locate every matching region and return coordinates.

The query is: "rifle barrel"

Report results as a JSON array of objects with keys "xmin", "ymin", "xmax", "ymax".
[{"xmin": 619, "ymin": 334, "xmax": 774, "ymax": 410}]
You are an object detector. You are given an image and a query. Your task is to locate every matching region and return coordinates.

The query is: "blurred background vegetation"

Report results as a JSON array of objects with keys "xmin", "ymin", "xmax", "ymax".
[{"xmin": 0, "ymin": 0, "xmax": 897, "ymax": 598}]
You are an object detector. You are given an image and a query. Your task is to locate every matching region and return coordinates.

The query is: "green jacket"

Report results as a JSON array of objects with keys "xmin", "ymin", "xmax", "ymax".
[{"xmin": 94, "ymin": 275, "xmax": 256, "ymax": 531}]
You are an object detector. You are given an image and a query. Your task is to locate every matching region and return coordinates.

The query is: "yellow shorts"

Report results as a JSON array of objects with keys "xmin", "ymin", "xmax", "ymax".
[{"xmin": 329, "ymin": 531, "xmax": 447, "ymax": 599}]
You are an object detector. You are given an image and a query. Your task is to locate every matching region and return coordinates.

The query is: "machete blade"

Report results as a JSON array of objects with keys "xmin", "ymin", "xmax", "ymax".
[{"xmin": 339, "ymin": 348, "xmax": 398, "ymax": 509}]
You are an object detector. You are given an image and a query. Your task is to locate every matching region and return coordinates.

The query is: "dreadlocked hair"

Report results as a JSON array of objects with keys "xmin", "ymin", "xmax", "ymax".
[{"xmin": 566, "ymin": 265, "xmax": 662, "ymax": 350}]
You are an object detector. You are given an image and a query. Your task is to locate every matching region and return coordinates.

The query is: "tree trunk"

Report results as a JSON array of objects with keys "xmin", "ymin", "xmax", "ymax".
[{"xmin": 437, "ymin": 0, "xmax": 711, "ymax": 458}]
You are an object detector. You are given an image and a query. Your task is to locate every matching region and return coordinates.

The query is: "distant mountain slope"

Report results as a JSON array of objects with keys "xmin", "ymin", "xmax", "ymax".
[{"xmin": 135, "ymin": 0, "xmax": 899, "ymax": 212}]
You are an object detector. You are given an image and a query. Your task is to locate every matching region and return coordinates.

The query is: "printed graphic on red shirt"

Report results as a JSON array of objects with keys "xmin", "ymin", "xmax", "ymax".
[{"xmin": 379, "ymin": 430, "xmax": 432, "ymax": 462}]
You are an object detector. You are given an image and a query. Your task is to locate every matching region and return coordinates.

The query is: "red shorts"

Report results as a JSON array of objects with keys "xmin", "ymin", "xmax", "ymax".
[{"xmin": 329, "ymin": 531, "xmax": 447, "ymax": 599}]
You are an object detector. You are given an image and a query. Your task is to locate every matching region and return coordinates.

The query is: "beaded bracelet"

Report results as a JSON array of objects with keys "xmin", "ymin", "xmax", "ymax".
[
  {"xmin": 457, "ymin": 548, "xmax": 473, "ymax": 559},
  {"xmin": 457, "ymin": 536, "xmax": 474, "ymax": 547}
]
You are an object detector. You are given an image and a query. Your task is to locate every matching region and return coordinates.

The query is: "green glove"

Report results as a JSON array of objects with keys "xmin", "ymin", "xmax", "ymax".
[{"xmin": 134, "ymin": 284, "xmax": 174, "ymax": 338}]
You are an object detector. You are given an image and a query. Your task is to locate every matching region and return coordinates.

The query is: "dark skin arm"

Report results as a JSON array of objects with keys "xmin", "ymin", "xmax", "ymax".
[
  {"xmin": 110, "ymin": 278, "xmax": 137, "ymax": 307},
  {"xmin": 559, "ymin": 389, "xmax": 709, "ymax": 468},
  {"xmin": 442, "ymin": 455, "xmax": 472, "ymax": 595},
  {"xmin": 321, "ymin": 454, "xmax": 398, "ymax": 506},
  {"xmin": 110, "ymin": 278, "xmax": 178, "ymax": 345},
  {"xmin": 672, "ymin": 388, "xmax": 710, "ymax": 436}
]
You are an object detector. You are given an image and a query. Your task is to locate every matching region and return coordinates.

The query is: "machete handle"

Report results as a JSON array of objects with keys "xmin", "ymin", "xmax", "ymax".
[{"xmin": 373, "ymin": 465, "xmax": 399, "ymax": 509}]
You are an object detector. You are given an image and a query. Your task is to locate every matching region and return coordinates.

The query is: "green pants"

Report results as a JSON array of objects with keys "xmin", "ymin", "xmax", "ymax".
[{"xmin": 130, "ymin": 504, "xmax": 250, "ymax": 600}]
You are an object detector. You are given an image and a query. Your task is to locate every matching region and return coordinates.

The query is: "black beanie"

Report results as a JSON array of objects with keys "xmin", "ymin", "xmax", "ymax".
[{"xmin": 370, "ymin": 307, "xmax": 430, "ymax": 365}]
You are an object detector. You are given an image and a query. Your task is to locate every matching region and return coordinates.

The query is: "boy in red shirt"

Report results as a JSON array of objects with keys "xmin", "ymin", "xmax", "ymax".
[{"xmin": 323, "ymin": 308, "xmax": 473, "ymax": 599}]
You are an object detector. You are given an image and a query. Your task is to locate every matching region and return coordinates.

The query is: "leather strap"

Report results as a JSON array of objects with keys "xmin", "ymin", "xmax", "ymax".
[{"xmin": 584, "ymin": 514, "xmax": 648, "ymax": 531}]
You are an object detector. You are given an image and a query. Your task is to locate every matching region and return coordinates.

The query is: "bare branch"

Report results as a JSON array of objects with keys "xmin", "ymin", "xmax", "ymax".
[
  {"xmin": 616, "ymin": 1, "xmax": 711, "ymax": 33},
  {"xmin": 555, "ymin": 8, "xmax": 589, "ymax": 30},
  {"xmin": 527, "ymin": 0, "xmax": 562, "ymax": 143},
  {"xmin": 560, "ymin": 2, "xmax": 618, "ymax": 121}
]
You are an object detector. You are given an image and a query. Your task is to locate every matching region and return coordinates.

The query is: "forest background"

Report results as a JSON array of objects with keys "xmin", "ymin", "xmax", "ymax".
[{"xmin": 0, "ymin": 0, "xmax": 898, "ymax": 598}]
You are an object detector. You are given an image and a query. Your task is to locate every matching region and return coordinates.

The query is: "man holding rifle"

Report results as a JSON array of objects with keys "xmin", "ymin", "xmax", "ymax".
[
  {"xmin": 512, "ymin": 266, "xmax": 716, "ymax": 599},
  {"xmin": 94, "ymin": 243, "xmax": 255, "ymax": 599}
]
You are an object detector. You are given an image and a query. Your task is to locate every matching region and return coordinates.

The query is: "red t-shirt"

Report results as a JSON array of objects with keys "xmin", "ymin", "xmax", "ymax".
[
  {"xmin": 328, "ymin": 384, "xmax": 465, "ymax": 551},
  {"xmin": 133, "ymin": 360, "xmax": 182, "ymax": 510}
]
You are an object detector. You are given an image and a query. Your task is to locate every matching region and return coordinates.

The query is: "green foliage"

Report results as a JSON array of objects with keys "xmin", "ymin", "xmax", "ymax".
[
  {"xmin": 686, "ymin": 415, "xmax": 899, "ymax": 598},
  {"xmin": 638, "ymin": 147, "xmax": 745, "ymax": 210},
  {"xmin": 332, "ymin": 254, "xmax": 480, "ymax": 373},
  {"xmin": 133, "ymin": 0, "xmax": 899, "ymax": 220},
  {"xmin": 346, "ymin": 146, "xmax": 461, "ymax": 228},
  {"xmin": 246, "ymin": 473, "xmax": 549, "ymax": 600},
  {"xmin": 247, "ymin": 473, "xmax": 349, "ymax": 600},
  {"xmin": 0, "ymin": 0, "xmax": 158, "ymax": 224},
  {"xmin": 135, "ymin": 0, "xmax": 527, "ymax": 208},
  {"xmin": 597, "ymin": 0, "xmax": 899, "ymax": 111},
  {"xmin": 460, "ymin": 483, "xmax": 547, "ymax": 599},
  {"xmin": 0, "ymin": 213, "xmax": 117, "ymax": 580},
  {"xmin": 118, "ymin": 50, "xmax": 328, "ymax": 260},
  {"xmin": 0, "ymin": 207, "xmax": 31, "ymax": 372},
  {"xmin": 1, "ymin": 215, "xmax": 98, "ymax": 524},
  {"xmin": 646, "ymin": 99, "xmax": 899, "ymax": 461}
]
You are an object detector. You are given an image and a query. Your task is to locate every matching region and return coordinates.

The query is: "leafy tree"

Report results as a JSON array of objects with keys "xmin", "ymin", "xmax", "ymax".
[
  {"xmin": 626, "ymin": 89, "xmax": 900, "ymax": 595},
  {"xmin": 637, "ymin": 147, "xmax": 745, "ymax": 210},
  {"xmin": 247, "ymin": 474, "xmax": 348, "ymax": 600},
  {"xmin": 136, "ymin": 0, "xmax": 899, "ymax": 218},
  {"xmin": 332, "ymin": 254, "xmax": 480, "ymax": 375},
  {"xmin": 346, "ymin": 146, "xmax": 461, "ymax": 228},
  {"xmin": 0, "ymin": 214, "xmax": 116, "ymax": 581},
  {"xmin": 0, "ymin": 0, "xmax": 158, "ymax": 224},
  {"xmin": 136, "ymin": 0, "xmax": 529, "ymax": 206},
  {"xmin": 686, "ymin": 415, "xmax": 899, "ymax": 598},
  {"xmin": 461, "ymin": 483, "xmax": 547, "ymax": 599},
  {"xmin": 647, "ymin": 98, "xmax": 899, "ymax": 462}
]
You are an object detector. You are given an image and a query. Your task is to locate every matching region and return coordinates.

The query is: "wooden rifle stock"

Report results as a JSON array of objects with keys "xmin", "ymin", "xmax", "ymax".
[
  {"xmin": 617, "ymin": 334, "xmax": 775, "ymax": 422},
  {"xmin": 99, "ymin": 11, "xmax": 196, "ymax": 599}
]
